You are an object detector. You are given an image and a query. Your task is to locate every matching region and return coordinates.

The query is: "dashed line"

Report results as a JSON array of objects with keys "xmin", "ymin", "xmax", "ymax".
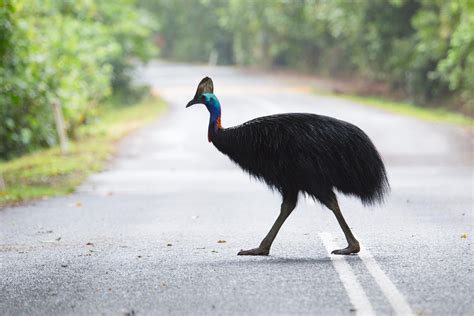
[
  {"xmin": 359, "ymin": 247, "xmax": 414, "ymax": 315},
  {"xmin": 319, "ymin": 232, "xmax": 376, "ymax": 316}
]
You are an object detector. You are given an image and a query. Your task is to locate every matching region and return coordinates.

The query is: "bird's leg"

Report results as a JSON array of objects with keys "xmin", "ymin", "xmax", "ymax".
[
  {"xmin": 325, "ymin": 196, "xmax": 360, "ymax": 255},
  {"xmin": 238, "ymin": 193, "xmax": 297, "ymax": 256}
]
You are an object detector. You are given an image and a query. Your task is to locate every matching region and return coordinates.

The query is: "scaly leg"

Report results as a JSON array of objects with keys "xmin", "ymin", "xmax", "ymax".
[
  {"xmin": 325, "ymin": 193, "xmax": 360, "ymax": 255},
  {"xmin": 238, "ymin": 192, "xmax": 298, "ymax": 256}
]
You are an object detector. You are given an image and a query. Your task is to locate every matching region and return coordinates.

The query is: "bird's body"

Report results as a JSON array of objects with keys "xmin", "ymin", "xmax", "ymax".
[
  {"xmin": 187, "ymin": 77, "xmax": 389, "ymax": 256},
  {"xmin": 210, "ymin": 113, "xmax": 388, "ymax": 206}
]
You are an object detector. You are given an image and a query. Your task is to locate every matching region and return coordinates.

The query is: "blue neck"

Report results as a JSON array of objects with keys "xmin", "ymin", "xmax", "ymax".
[
  {"xmin": 205, "ymin": 94, "xmax": 221, "ymax": 123},
  {"xmin": 203, "ymin": 93, "xmax": 222, "ymax": 141}
]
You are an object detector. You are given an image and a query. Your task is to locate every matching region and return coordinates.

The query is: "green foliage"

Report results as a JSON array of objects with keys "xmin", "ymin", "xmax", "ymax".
[
  {"xmin": 317, "ymin": 90, "xmax": 474, "ymax": 127},
  {"xmin": 0, "ymin": 96, "xmax": 166, "ymax": 206},
  {"xmin": 140, "ymin": 0, "xmax": 233, "ymax": 64},
  {"xmin": 436, "ymin": 0, "xmax": 474, "ymax": 109},
  {"xmin": 144, "ymin": 0, "xmax": 473, "ymax": 112},
  {"xmin": 0, "ymin": 0, "xmax": 157, "ymax": 160}
]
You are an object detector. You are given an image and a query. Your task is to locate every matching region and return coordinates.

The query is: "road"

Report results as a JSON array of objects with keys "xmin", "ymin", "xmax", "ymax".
[{"xmin": 1, "ymin": 61, "xmax": 473, "ymax": 315}]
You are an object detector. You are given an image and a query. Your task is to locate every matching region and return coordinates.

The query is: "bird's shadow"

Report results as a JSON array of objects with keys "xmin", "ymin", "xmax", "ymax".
[{"xmin": 207, "ymin": 256, "xmax": 334, "ymax": 267}]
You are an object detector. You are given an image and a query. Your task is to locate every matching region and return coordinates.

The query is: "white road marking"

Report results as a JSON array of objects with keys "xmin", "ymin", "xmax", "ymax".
[
  {"xmin": 359, "ymin": 247, "xmax": 414, "ymax": 315},
  {"xmin": 320, "ymin": 231, "xmax": 414, "ymax": 315},
  {"xmin": 319, "ymin": 232, "xmax": 376, "ymax": 316},
  {"xmin": 190, "ymin": 83, "xmax": 412, "ymax": 314}
]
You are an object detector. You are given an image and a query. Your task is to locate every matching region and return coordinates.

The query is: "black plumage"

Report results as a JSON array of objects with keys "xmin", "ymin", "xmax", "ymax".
[
  {"xmin": 212, "ymin": 113, "xmax": 388, "ymax": 206},
  {"xmin": 186, "ymin": 77, "xmax": 389, "ymax": 256}
]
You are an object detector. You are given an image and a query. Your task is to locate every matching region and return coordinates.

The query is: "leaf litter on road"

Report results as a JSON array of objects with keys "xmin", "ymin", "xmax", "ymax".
[{"xmin": 40, "ymin": 236, "xmax": 61, "ymax": 243}]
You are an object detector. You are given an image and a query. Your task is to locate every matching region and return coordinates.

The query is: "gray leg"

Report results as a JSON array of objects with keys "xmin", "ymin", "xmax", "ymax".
[
  {"xmin": 325, "ymin": 194, "xmax": 360, "ymax": 255},
  {"xmin": 238, "ymin": 193, "xmax": 298, "ymax": 256}
]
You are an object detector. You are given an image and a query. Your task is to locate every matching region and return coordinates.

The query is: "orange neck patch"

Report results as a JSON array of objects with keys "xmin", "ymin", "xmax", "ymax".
[{"xmin": 208, "ymin": 116, "xmax": 222, "ymax": 142}]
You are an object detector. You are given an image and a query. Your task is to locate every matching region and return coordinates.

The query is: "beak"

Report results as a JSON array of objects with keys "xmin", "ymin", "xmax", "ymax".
[{"xmin": 186, "ymin": 99, "xmax": 198, "ymax": 108}]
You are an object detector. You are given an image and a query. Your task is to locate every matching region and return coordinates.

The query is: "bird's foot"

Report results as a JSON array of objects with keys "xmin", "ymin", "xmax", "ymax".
[
  {"xmin": 237, "ymin": 247, "xmax": 269, "ymax": 256},
  {"xmin": 331, "ymin": 243, "xmax": 360, "ymax": 255}
]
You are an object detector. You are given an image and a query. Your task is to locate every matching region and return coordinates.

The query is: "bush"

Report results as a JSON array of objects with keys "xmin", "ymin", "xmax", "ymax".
[
  {"xmin": 143, "ymin": 0, "xmax": 474, "ymax": 112},
  {"xmin": 0, "ymin": 0, "xmax": 157, "ymax": 160}
]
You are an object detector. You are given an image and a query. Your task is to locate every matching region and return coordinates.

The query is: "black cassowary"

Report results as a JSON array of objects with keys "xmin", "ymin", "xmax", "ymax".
[{"xmin": 186, "ymin": 77, "xmax": 389, "ymax": 255}]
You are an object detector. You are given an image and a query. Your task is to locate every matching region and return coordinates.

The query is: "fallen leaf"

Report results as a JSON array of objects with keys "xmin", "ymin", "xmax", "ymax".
[
  {"xmin": 76, "ymin": 202, "xmax": 82, "ymax": 207},
  {"xmin": 123, "ymin": 309, "xmax": 136, "ymax": 316},
  {"xmin": 37, "ymin": 230, "xmax": 53, "ymax": 234},
  {"xmin": 415, "ymin": 308, "xmax": 426, "ymax": 316},
  {"xmin": 461, "ymin": 233, "xmax": 468, "ymax": 239},
  {"xmin": 40, "ymin": 237, "xmax": 62, "ymax": 243},
  {"xmin": 217, "ymin": 240, "xmax": 226, "ymax": 244}
]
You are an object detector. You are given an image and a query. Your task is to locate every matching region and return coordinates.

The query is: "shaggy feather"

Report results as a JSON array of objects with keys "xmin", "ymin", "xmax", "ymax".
[{"xmin": 210, "ymin": 113, "xmax": 390, "ymax": 206}]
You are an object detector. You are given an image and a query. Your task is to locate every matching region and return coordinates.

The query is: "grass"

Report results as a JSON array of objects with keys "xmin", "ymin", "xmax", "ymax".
[
  {"xmin": 0, "ymin": 96, "xmax": 166, "ymax": 207},
  {"xmin": 315, "ymin": 90, "xmax": 474, "ymax": 127}
]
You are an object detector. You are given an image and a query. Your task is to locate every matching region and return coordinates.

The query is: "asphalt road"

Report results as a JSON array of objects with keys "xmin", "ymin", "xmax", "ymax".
[{"xmin": 1, "ymin": 61, "xmax": 473, "ymax": 315}]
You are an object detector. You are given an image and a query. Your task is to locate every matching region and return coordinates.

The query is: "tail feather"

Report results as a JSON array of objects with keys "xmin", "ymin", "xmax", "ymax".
[{"xmin": 331, "ymin": 130, "xmax": 390, "ymax": 206}]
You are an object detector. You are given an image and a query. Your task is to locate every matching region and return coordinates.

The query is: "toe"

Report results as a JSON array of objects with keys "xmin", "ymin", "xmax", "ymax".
[
  {"xmin": 331, "ymin": 249, "xmax": 348, "ymax": 255},
  {"xmin": 331, "ymin": 247, "xmax": 357, "ymax": 255},
  {"xmin": 237, "ymin": 248, "xmax": 269, "ymax": 256}
]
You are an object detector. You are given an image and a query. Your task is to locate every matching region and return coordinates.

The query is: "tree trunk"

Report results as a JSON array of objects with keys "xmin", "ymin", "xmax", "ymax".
[{"xmin": 51, "ymin": 101, "xmax": 69, "ymax": 154}]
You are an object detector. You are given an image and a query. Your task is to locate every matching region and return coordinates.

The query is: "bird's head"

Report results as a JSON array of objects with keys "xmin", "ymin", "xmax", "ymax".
[
  {"xmin": 186, "ymin": 76, "xmax": 214, "ymax": 108},
  {"xmin": 186, "ymin": 76, "xmax": 221, "ymax": 120},
  {"xmin": 186, "ymin": 77, "xmax": 222, "ymax": 142}
]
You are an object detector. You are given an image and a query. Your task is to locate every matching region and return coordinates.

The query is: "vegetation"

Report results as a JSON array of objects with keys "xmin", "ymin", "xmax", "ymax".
[
  {"xmin": 315, "ymin": 90, "xmax": 474, "ymax": 126},
  {"xmin": 0, "ymin": 97, "xmax": 166, "ymax": 207},
  {"xmin": 142, "ymin": 0, "xmax": 473, "ymax": 114},
  {"xmin": 1, "ymin": 0, "xmax": 472, "ymax": 204},
  {"xmin": 0, "ymin": 0, "xmax": 157, "ymax": 160}
]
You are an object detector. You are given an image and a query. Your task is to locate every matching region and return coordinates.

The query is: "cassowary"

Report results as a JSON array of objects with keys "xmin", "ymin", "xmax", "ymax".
[{"xmin": 186, "ymin": 77, "xmax": 389, "ymax": 255}]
